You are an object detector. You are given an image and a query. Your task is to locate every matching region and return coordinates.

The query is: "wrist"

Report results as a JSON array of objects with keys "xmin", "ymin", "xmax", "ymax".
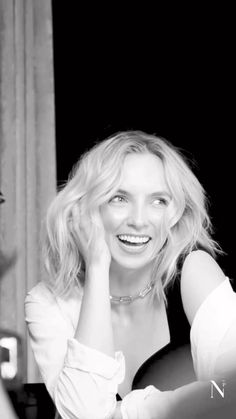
[
  {"xmin": 86, "ymin": 263, "xmax": 110, "ymax": 278},
  {"xmin": 85, "ymin": 265, "xmax": 110, "ymax": 292}
]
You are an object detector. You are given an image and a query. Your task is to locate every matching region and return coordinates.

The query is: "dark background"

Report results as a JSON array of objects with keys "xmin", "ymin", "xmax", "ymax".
[{"xmin": 51, "ymin": 3, "xmax": 234, "ymax": 281}]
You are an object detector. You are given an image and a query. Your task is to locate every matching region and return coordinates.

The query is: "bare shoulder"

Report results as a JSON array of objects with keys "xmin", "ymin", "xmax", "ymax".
[{"xmin": 180, "ymin": 250, "xmax": 226, "ymax": 325}]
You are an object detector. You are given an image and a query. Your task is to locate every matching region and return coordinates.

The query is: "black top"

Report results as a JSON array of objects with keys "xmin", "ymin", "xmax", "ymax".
[{"xmin": 116, "ymin": 274, "xmax": 196, "ymax": 401}]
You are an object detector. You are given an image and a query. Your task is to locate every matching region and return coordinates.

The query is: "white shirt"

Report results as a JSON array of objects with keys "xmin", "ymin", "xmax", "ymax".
[{"xmin": 25, "ymin": 277, "xmax": 236, "ymax": 419}]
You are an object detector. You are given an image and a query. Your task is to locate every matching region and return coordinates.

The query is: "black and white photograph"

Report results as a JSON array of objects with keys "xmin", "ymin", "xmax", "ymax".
[{"xmin": 0, "ymin": 1, "xmax": 235, "ymax": 418}]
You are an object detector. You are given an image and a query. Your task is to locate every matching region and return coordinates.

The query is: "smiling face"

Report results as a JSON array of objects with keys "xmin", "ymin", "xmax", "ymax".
[{"xmin": 100, "ymin": 152, "xmax": 171, "ymax": 272}]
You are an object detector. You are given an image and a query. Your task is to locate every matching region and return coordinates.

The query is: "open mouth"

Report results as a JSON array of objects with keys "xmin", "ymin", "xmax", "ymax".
[{"xmin": 117, "ymin": 234, "xmax": 151, "ymax": 246}]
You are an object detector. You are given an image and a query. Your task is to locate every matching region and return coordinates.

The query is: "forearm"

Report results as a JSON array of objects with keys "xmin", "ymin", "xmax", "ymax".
[
  {"xmin": 26, "ymin": 290, "xmax": 124, "ymax": 419},
  {"xmin": 75, "ymin": 265, "xmax": 115, "ymax": 357}
]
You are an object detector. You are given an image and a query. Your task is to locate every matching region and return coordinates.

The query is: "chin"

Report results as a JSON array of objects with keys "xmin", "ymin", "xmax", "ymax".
[{"xmin": 110, "ymin": 255, "xmax": 152, "ymax": 272}]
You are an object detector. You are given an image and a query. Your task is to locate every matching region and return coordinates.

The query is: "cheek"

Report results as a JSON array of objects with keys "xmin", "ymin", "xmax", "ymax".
[
  {"xmin": 100, "ymin": 206, "xmax": 127, "ymax": 232},
  {"xmin": 163, "ymin": 201, "xmax": 180, "ymax": 228},
  {"xmin": 150, "ymin": 209, "xmax": 165, "ymax": 226},
  {"xmin": 149, "ymin": 211, "xmax": 168, "ymax": 242}
]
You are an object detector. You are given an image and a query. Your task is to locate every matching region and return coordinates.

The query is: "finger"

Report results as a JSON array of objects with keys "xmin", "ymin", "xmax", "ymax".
[
  {"xmin": 91, "ymin": 210, "xmax": 106, "ymax": 235},
  {"xmin": 71, "ymin": 205, "xmax": 90, "ymax": 238}
]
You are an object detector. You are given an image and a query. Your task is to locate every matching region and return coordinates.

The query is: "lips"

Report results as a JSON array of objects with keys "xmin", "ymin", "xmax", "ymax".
[{"xmin": 117, "ymin": 234, "xmax": 151, "ymax": 246}]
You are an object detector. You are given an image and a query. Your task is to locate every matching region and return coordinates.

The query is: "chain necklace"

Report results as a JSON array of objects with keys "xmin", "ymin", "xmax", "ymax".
[{"xmin": 110, "ymin": 281, "xmax": 155, "ymax": 304}]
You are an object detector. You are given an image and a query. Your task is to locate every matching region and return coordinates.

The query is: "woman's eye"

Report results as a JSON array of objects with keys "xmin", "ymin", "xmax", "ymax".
[
  {"xmin": 152, "ymin": 198, "xmax": 167, "ymax": 206},
  {"xmin": 109, "ymin": 195, "xmax": 127, "ymax": 204}
]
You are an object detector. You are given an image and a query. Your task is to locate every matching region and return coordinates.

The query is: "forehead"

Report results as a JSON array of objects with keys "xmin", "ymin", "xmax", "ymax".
[{"xmin": 119, "ymin": 152, "xmax": 168, "ymax": 192}]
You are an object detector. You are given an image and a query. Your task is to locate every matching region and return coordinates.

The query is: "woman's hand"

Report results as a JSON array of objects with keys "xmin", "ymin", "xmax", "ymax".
[
  {"xmin": 72, "ymin": 205, "xmax": 111, "ymax": 270},
  {"xmin": 118, "ymin": 387, "xmax": 174, "ymax": 419},
  {"xmin": 73, "ymin": 204, "xmax": 114, "ymax": 357},
  {"xmin": 144, "ymin": 389, "xmax": 174, "ymax": 419}
]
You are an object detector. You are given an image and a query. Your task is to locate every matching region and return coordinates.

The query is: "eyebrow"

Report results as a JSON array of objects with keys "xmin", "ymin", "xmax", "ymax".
[{"xmin": 115, "ymin": 189, "xmax": 172, "ymax": 199}]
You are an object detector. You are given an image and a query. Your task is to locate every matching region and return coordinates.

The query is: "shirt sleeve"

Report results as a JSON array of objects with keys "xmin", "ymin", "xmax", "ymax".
[
  {"xmin": 25, "ymin": 284, "xmax": 125, "ymax": 419},
  {"xmin": 190, "ymin": 277, "xmax": 236, "ymax": 381}
]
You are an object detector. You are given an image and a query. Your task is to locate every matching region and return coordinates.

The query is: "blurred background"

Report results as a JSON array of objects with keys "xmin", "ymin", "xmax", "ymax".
[{"xmin": 52, "ymin": 2, "xmax": 235, "ymax": 279}]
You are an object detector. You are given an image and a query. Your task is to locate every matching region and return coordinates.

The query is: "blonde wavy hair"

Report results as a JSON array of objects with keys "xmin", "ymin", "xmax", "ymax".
[{"xmin": 43, "ymin": 131, "xmax": 220, "ymax": 300}]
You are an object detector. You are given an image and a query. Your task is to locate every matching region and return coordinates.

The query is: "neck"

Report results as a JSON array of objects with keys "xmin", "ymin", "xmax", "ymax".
[{"xmin": 109, "ymin": 261, "xmax": 154, "ymax": 297}]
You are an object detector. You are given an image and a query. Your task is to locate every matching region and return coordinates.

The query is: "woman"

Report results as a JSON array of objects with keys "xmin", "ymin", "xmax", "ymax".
[{"xmin": 25, "ymin": 131, "xmax": 236, "ymax": 418}]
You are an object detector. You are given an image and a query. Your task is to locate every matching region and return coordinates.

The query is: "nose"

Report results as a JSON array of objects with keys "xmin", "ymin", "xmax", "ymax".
[{"xmin": 127, "ymin": 203, "xmax": 148, "ymax": 229}]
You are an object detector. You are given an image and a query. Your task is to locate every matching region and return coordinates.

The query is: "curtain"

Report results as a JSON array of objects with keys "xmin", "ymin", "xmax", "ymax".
[{"xmin": 0, "ymin": 0, "xmax": 56, "ymax": 382}]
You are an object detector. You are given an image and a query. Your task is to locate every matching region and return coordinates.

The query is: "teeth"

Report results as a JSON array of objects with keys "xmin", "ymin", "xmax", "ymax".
[{"xmin": 118, "ymin": 235, "xmax": 150, "ymax": 244}]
